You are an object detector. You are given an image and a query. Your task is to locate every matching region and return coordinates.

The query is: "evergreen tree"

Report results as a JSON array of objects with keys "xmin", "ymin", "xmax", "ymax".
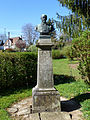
[
  {"xmin": 47, "ymin": 18, "xmax": 57, "ymax": 43},
  {"xmin": 58, "ymin": 0, "xmax": 89, "ymax": 21},
  {"xmin": 55, "ymin": 0, "xmax": 90, "ymax": 38}
]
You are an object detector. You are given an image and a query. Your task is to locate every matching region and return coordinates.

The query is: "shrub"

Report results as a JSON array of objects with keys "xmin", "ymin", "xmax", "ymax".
[
  {"xmin": 72, "ymin": 30, "xmax": 90, "ymax": 83},
  {"xmin": 52, "ymin": 49, "xmax": 66, "ymax": 59},
  {"xmin": 63, "ymin": 45, "xmax": 77, "ymax": 60},
  {"xmin": 0, "ymin": 52, "xmax": 37, "ymax": 90},
  {"xmin": 27, "ymin": 45, "xmax": 38, "ymax": 52},
  {"xmin": 5, "ymin": 48, "xmax": 16, "ymax": 52}
]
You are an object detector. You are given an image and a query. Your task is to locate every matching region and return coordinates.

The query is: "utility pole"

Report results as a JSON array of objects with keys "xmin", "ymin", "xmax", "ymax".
[
  {"xmin": 8, "ymin": 32, "xmax": 10, "ymax": 48},
  {"xmin": 4, "ymin": 28, "xmax": 7, "ymax": 43}
]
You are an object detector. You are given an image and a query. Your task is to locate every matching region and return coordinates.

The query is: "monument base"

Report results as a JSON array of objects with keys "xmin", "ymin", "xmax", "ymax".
[{"xmin": 32, "ymin": 87, "xmax": 61, "ymax": 113}]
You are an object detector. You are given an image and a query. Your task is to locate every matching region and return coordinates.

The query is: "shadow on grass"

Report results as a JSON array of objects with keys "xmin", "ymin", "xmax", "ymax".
[
  {"xmin": 0, "ymin": 83, "xmax": 35, "ymax": 97},
  {"xmin": 61, "ymin": 93, "xmax": 90, "ymax": 112},
  {"xmin": 54, "ymin": 74, "xmax": 76, "ymax": 85},
  {"xmin": 72, "ymin": 93, "xmax": 90, "ymax": 103}
]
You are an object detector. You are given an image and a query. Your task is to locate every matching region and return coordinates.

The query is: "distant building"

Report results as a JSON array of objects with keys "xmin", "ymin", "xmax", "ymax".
[
  {"xmin": 0, "ymin": 40, "xmax": 4, "ymax": 50},
  {"xmin": 4, "ymin": 37, "xmax": 22, "ymax": 50}
]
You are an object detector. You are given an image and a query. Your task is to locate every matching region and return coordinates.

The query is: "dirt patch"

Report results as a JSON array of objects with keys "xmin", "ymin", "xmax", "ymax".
[{"xmin": 69, "ymin": 64, "xmax": 79, "ymax": 69}]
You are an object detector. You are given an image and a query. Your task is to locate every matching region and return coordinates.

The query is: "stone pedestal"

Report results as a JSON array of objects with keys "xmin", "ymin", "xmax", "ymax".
[{"xmin": 32, "ymin": 35, "xmax": 60, "ymax": 113}]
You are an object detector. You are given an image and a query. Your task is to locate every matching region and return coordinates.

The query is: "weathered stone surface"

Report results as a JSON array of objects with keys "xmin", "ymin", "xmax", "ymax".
[
  {"xmin": 13, "ymin": 104, "xmax": 21, "ymax": 108},
  {"xmin": 37, "ymin": 48, "xmax": 54, "ymax": 89},
  {"xmin": 16, "ymin": 107, "xmax": 30, "ymax": 116},
  {"xmin": 40, "ymin": 112, "xmax": 71, "ymax": 120},
  {"xmin": 29, "ymin": 113, "xmax": 40, "ymax": 120},
  {"xmin": 7, "ymin": 97, "xmax": 84, "ymax": 120},
  {"xmin": 7, "ymin": 108, "xmax": 18, "ymax": 113},
  {"xmin": 32, "ymin": 89, "xmax": 60, "ymax": 113},
  {"xmin": 32, "ymin": 35, "xmax": 61, "ymax": 112},
  {"xmin": 37, "ymin": 35, "xmax": 53, "ymax": 47},
  {"xmin": 61, "ymin": 112, "xmax": 71, "ymax": 120}
]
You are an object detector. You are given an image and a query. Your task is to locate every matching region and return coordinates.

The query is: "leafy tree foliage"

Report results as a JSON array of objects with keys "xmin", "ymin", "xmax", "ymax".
[
  {"xmin": 47, "ymin": 18, "xmax": 60, "ymax": 49},
  {"xmin": 72, "ymin": 30, "xmax": 90, "ymax": 83},
  {"xmin": 56, "ymin": 1, "xmax": 90, "ymax": 84},
  {"xmin": 58, "ymin": 0, "xmax": 89, "ymax": 20},
  {"xmin": 56, "ymin": 0, "xmax": 89, "ymax": 38},
  {"xmin": 55, "ymin": 12, "xmax": 89, "ymax": 38},
  {"xmin": 47, "ymin": 18, "xmax": 56, "ymax": 39},
  {"xmin": 27, "ymin": 45, "xmax": 38, "ymax": 52},
  {"xmin": 16, "ymin": 40, "xmax": 26, "ymax": 52},
  {"xmin": 47, "ymin": 18, "xmax": 55, "ymax": 34}
]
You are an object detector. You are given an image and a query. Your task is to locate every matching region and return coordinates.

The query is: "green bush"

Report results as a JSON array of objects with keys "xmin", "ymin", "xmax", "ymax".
[
  {"xmin": 52, "ymin": 49, "xmax": 66, "ymax": 59},
  {"xmin": 62, "ymin": 45, "xmax": 77, "ymax": 60},
  {"xmin": 0, "ymin": 52, "xmax": 37, "ymax": 90},
  {"xmin": 72, "ymin": 30, "xmax": 90, "ymax": 83},
  {"xmin": 27, "ymin": 45, "xmax": 38, "ymax": 52},
  {"xmin": 5, "ymin": 48, "xmax": 16, "ymax": 52}
]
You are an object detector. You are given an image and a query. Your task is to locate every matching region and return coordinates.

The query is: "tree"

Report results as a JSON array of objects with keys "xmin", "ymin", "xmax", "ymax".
[
  {"xmin": 55, "ymin": 13, "xmax": 83, "ymax": 38},
  {"xmin": 16, "ymin": 40, "xmax": 26, "ymax": 52},
  {"xmin": 47, "ymin": 18, "xmax": 55, "ymax": 35},
  {"xmin": 58, "ymin": 0, "xmax": 89, "ymax": 21},
  {"xmin": 72, "ymin": 30, "xmax": 90, "ymax": 83},
  {"xmin": 56, "ymin": 0, "xmax": 89, "ymax": 39},
  {"xmin": 22, "ymin": 23, "xmax": 38, "ymax": 45},
  {"xmin": 56, "ymin": 0, "xmax": 90, "ymax": 84},
  {"xmin": 47, "ymin": 18, "xmax": 59, "ymax": 49}
]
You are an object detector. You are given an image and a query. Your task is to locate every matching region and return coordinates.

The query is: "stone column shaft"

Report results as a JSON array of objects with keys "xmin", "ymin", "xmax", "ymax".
[
  {"xmin": 37, "ymin": 48, "xmax": 54, "ymax": 89},
  {"xmin": 32, "ymin": 35, "xmax": 60, "ymax": 113}
]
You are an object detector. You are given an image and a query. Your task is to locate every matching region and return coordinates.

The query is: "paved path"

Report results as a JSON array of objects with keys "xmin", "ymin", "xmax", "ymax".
[{"xmin": 7, "ymin": 96, "xmax": 84, "ymax": 120}]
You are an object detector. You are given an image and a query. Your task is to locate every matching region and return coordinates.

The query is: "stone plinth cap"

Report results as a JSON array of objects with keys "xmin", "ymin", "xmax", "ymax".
[{"xmin": 36, "ymin": 35, "xmax": 54, "ymax": 48}]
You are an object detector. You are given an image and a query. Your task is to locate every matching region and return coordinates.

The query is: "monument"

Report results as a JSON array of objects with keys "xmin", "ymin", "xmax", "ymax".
[{"xmin": 32, "ymin": 14, "xmax": 61, "ymax": 113}]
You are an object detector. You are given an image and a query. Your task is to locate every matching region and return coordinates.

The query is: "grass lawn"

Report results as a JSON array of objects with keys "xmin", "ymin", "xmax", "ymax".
[
  {"xmin": 53, "ymin": 59, "xmax": 90, "ymax": 120},
  {"xmin": 0, "ymin": 89, "xmax": 32, "ymax": 120},
  {"xmin": 0, "ymin": 58, "xmax": 90, "ymax": 120}
]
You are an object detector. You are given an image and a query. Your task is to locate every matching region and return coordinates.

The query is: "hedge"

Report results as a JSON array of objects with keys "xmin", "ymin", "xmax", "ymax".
[{"xmin": 0, "ymin": 52, "xmax": 37, "ymax": 90}]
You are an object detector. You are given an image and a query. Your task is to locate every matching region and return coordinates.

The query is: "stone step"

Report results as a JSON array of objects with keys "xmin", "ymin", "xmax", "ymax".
[{"xmin": 29, "ymin": 112, "xmax": 71, "ymax": 120}]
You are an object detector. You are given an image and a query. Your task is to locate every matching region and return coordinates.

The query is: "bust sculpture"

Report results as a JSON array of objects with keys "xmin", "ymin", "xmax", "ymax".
[
  {"xmin": 35, "ymin": 14, "xmax": 54, "ymax": 35},
  {"xmin": 32, "ymin": 14, "xmax": 61, "ymax": 114}
]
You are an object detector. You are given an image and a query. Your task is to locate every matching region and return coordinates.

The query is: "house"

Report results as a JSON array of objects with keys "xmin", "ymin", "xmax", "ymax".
[
  {"xmin": 0, "ymin": 40, "xmax": 4, "ymax": 50},
  {"xmin": 4, "ymin": 37, "xmax": 22, "ymax": 50}
]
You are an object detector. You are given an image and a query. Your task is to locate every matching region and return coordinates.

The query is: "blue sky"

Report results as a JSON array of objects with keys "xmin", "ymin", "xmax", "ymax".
[{"xmin": 0, "ymin": 0, "xmax": 72, "ymax": 37}]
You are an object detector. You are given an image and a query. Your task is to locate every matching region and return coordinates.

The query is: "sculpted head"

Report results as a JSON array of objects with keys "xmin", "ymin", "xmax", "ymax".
[
  {"xmin": 35, "ymin": 14, "xmax": 54, "ymax": 35},
  {"xmin": 41, "ymin": 14, "xmax": 47, "ymax": 23}
]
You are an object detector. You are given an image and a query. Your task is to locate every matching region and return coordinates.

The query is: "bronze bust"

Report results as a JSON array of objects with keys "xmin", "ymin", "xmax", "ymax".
[{"xmin": 35, "ymin": 14, "xmax": 54, "ymax": 35}]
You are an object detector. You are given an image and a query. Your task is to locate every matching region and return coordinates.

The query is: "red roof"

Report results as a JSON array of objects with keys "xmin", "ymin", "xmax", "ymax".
[{"xmin": 4, "ymin": 37, "xmax": 22, "ymax": 46}]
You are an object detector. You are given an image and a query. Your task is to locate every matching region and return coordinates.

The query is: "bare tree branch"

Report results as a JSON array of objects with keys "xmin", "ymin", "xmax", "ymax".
[{"xmin": 22, "ymin": 23, "xmax": 39, "ymax": 45}]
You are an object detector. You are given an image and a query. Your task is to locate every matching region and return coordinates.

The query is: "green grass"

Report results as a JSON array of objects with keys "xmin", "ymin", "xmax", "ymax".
[
  {"xmin": 0, "ymin": 89, "xmax": 32, "ymax": 120},
  {"xmin": 55, "ymin": 81, "xmax": 88, "ymax": 98},
  {"xmin": 53, "ymin": 59, "xmax": 90, "ymax": 120},
  {"xmin": 53, "ymin": 59, "xmax": 80, "ymax": 78},
  {"xmin": 53, "ymin": 59, "xmax": 70, "ymax": 75},
  {"xmin": 0, "ymin": 58, "xmax": 90, "ymax": 120},
  {"xmin": 81, "ymin": 100, "xmax": 90, "ymax": 120}
]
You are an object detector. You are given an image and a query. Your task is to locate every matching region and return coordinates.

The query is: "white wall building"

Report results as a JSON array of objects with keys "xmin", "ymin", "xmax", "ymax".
[{"xmin": 4, "ymin": 37, "xmax": 22, "ymax": 50}]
